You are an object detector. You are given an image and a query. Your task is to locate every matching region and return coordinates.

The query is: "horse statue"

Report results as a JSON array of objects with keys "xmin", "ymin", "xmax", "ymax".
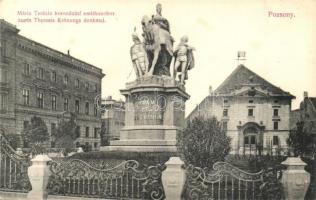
[{"xmin": 141, "ymin": 15, "xmax": 174, "ymax": 76}]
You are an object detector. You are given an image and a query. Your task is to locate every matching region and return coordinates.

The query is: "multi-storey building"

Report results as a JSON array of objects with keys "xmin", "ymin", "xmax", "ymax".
[
  {"xmin": 101, "ymin": 96, "xmax": 125, "ymax": 141},
  {"xmin": 0, "ymin": 19, "xmax": 105, "ymax": 150},
  {"xmin": 290, "ymin": 92, "xmax": 316, "ymax": 136},
  {"xmin": 186, "ymin": 64, "xmax": 295, "ymax": 154}
]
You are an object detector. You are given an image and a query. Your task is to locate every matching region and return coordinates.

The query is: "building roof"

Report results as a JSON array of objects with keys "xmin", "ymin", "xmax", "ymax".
[{"xmin": 215, "ymin": 65, "xmax": 294, "ymax": 98}]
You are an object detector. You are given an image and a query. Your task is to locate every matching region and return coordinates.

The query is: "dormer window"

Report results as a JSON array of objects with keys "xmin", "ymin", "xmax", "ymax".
[{"xmin": 249, "ymin": 76, "xmax": 254, "ymax": 83}]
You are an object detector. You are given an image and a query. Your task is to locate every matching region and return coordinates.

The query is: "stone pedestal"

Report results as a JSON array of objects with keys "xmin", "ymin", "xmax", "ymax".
[
  {"xmin": 101, "ymin": 76, "xmax": 189, "ymax": 152},
  {"xmin": 281, "ymin": 157, "xmax": 310, "ymax": 200},
  {"xmin": 27, "ymin": 154, "xmax": 52, "ymax": 200},
  {"xmin": 162, "ymin": 157, "xmax": 185, "ymax": 200}
]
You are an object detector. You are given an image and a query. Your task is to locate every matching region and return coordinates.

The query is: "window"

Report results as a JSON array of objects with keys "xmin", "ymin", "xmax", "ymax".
[
  {"xmin": 94, "ymin": 84, "xmax": 98, "ymax": 92},
  {"xmin": 64, "ymin": 74, "xmax": 69, "ymax": 85},
  {"xmin": 222, "ymin": 122, "xmax": 228, "ymax": 131},
  {"xmin": 51, "ymin": 141, "xmax": 55, "ymax": 148},
  {"xmin": 51, "ymin": 95, "xmax": 56, "ymax": 110},
  {"xmin": 273, "ymin": 121, "xmax": 279, "ymax": 130},
  {"xmin": 248, "ymin": 109, "xmax": 254, "ymax": 116},
  {"xmin": 94, "ymin": 128, "xmax": 99, "ymax": 138},
  {"xmin": 250, "ymin": 136, "xmax": 256, "ymax": 145},
  {"xmin": 51, "ymin": 71, "xmax": 57, "ymax": 82},
  {"xmin": 223, "ymin": 109, "xmax": 228, "ymax": 117},
  {"xmin": 75, "ymin": 79, "xmax": 79, "ymax": 88},
  {"xmin": 64, "ymin": 98, "xmax": 68, "ymax": 111},
  {"xmin": 77, "ymin": 126, "xmax": 81, "ymax": 138},
  {"xmin": 23, "ymin": 121, "xmax": 29, "ymax": 129},
  {"xmin": 94, "ymin": 104, "xmax": 98, "ymax": 117},
  {"xmin": 0, "ymin": 40, "xmax": 5, "ymax": 57},
  {"xmin": 75, "ymin": 100, "xmax": 80, "ymax": 113},
  {"xmin": 244, "ymin": 135, "xmax": 256, "ymax": 146},
  {"xmin": 51, "ymin": 123, "xmax": 56, "ymax": 136},
  {"xmin": 273, "ymin": 109, "xmax": 279, "ymax": 117},
  {"xmin": 85, "ymin": 82, "xmax": 89, "ymax": 91},
  {"xmin": 94, "ymin": 142, "xmax": 98, "ymax": 148},
  {"xmin": 85, "ymin": 102, "xmax": 89, "ymax": 115},
  {"xmin": 37, "ymin": 67, "xmax": 44, "ymax": 79},
  {"xmin": 0, "ymin": 68, "xmax": 7, "ymax": 83},
  {"xmin": 273, "ymin": 136, "xmax": 279, "ymax": 146},
  {"xmin": 244, "ymin": 137, "xmax": 249, "ymax": 145},
  {"xmin": 37, "ymin": 92, "xmax": 44, "ymax": 108},
  {"xmin": 223, "ymin": 99, "xmax": 228, "ymax": 104},
  {"xmin": 85, "ymin": 127, "xmax": 89, "ymax": 138},
  {"xmin": 249, "ymin": 100, "xmax": 254, "ymax": 103},
  {"xmin": 24, "ymin": 63, "xmax": 30, "ymax": 75},
  {"xmin": 22, "ymin": 89, "xmax": 29, "ymax": 105}
]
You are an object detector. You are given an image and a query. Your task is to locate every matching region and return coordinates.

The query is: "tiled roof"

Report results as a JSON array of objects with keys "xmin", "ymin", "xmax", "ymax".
[{"xmin": 214, "ymin": 65, "xmax": 294, "ymax": 97}]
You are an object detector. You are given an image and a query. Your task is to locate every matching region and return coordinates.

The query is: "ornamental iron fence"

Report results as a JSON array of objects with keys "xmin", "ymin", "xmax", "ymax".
[
  {"xmin": 184, "ymin": 162, "xmax": 283, "ymax": 200},
  {"xmin": 47, "ymin": 159, "xmax": 166, "ymax": 200},
  {"xmin": 0, "ymin": 134, "xmax": 31, "ymax": 192}
]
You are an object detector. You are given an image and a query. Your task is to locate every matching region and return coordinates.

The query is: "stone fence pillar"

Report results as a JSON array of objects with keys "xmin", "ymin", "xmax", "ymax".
[
  {"xmin": 161, "ymin": 157, "xmax": 185, "ymax": 200},
  {"xmin": 27, "ymin": 154, "xmax": 52, "ymax": 200},
  {"xmin": 281, "ymin": 157, "xmax": 310, "ymax": 200}
]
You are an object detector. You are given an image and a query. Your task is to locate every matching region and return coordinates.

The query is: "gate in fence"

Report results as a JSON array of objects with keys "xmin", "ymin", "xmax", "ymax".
[
  {"xmin": 48, "ymin": 159, "xmax": 166, "ymax": 200},
  {"xmin": 0, "ymin": 134, "xmax": 31, "ymax": 192},
  {"xmin": 184, "ymin": 162, "xmax": 283, "ymax": 200}
]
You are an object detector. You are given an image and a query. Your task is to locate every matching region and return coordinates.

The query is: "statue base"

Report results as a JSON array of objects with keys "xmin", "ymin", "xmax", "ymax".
[{"xmin": 100, "ymin": 76, "xmax": 189, "ymax": 153}]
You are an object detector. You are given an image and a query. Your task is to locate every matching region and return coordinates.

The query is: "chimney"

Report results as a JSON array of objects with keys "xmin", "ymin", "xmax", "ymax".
[
  {"xmin": 237, "ymin": 51, "xmax": 246, "ymax": 65},
  {"xmin": 209, "ymin": 85, "xmax": 213, "ymax": 95},
  {"xmin": 303, "ymin": 91, "xmax": 308, "ymax": 98},
  {"xmin": 67, "ymin": 50, "xmax": 70, "ymax": 56}
]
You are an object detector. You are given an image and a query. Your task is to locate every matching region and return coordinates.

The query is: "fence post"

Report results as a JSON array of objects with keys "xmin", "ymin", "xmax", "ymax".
[
  {"xmin": 27, "ymin": 154, "xmax": 52, "ymax": 200},
  {"xmin": 161, "ymin": 157, "xmax": 185, "ymax": 200},
  {"xmin": 281, "ymin": 157, "xmax": 310, "ymax": 200}
]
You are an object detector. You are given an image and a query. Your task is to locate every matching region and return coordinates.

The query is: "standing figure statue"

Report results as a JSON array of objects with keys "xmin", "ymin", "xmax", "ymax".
[
  {"xmin": 141, "ymin": 3, "xmax": 174, "ymax": 76},
  {"xmin": 152, "ymin": 3, "xmax": 170, "ymax": 33},
  {"xmin": 130, "ymin": 31, "xmax": 149, "ymax": 78},
  {"xmin": 173, "ymin": 36, "xmax": 195, "ymax": 85}
]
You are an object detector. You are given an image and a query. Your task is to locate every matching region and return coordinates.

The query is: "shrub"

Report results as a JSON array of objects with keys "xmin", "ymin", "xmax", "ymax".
[
  {"xmin": 22, "ymin": 116, "xmax": 49, "ymax": 147},
  {"xmin": 177, "ymin": 116, "xmax": 231, "ymax": 168}
]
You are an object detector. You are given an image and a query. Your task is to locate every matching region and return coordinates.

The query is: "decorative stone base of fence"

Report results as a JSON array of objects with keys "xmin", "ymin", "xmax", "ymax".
[
  {"xmin": 162, "ymin": 157, "xmax": 185, "ymax": 200},
  {"xmin": 281, "ymin": 157, "xmax": 310, "ymax": 200},
  {"xmin": 27, "ymin": 155, "xmax": 52, "ymax": 200}
]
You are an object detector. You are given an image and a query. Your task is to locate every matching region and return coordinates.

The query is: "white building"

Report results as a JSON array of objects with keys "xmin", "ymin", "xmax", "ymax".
[{"xmin": 186, "ymin": 64, "xmax": 295, "ymax": 154}]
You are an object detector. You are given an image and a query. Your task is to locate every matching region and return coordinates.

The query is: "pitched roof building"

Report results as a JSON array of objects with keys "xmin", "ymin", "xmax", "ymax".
[
  {"xmin": 290, "ymin": 92, "xmax": 316, "ymax": 135},
  {"xmin": 187, "ymin": 64, "xmax": 295, "ymax": 154}
]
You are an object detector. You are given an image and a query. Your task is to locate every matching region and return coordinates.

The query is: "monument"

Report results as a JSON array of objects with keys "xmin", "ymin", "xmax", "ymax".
[{"xmin": 101, "ymin": 3, "xmax": 195, "ymax": 152}]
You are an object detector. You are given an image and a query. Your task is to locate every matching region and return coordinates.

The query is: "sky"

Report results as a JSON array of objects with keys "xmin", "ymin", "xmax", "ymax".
[{"xmin": 1, "ymin": 0, "xmax": 315, "ymax": 115}]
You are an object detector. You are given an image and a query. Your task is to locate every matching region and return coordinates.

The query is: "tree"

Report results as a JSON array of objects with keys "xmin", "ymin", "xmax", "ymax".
[
  {"xmin": 177, "ymin": 116, "xmax": 231, "ymax": 168},
  {"xmin": 23, "ymin": 115, "xmax": 49, "ymax": 147},
  {"xmin": 100, "ymin": 121, "xmax": 110, "ymax": 146},
  {"xmin": 54, "ymin": 113, "xmax": 80, "ymax": 150},
  {"xmin": 288, "ymin": 121, "xmax": 316, "ymax": 199}
]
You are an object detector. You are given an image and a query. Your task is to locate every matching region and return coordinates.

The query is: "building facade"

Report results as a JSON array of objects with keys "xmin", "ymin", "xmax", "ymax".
[
  {"xmin": 186, "ymin": 65, "xmax": 295, "ymax": 154},
  {"xmin": 101, "ymin": 96, "xmax": 125, "ymax": 141},
  {"xmin": 290, "ymin": 92, "xmax": 316, "ymax": 136},
  {"xmin": 0, "ymin": 19, "xmax": 105, "ymax": 150}
]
